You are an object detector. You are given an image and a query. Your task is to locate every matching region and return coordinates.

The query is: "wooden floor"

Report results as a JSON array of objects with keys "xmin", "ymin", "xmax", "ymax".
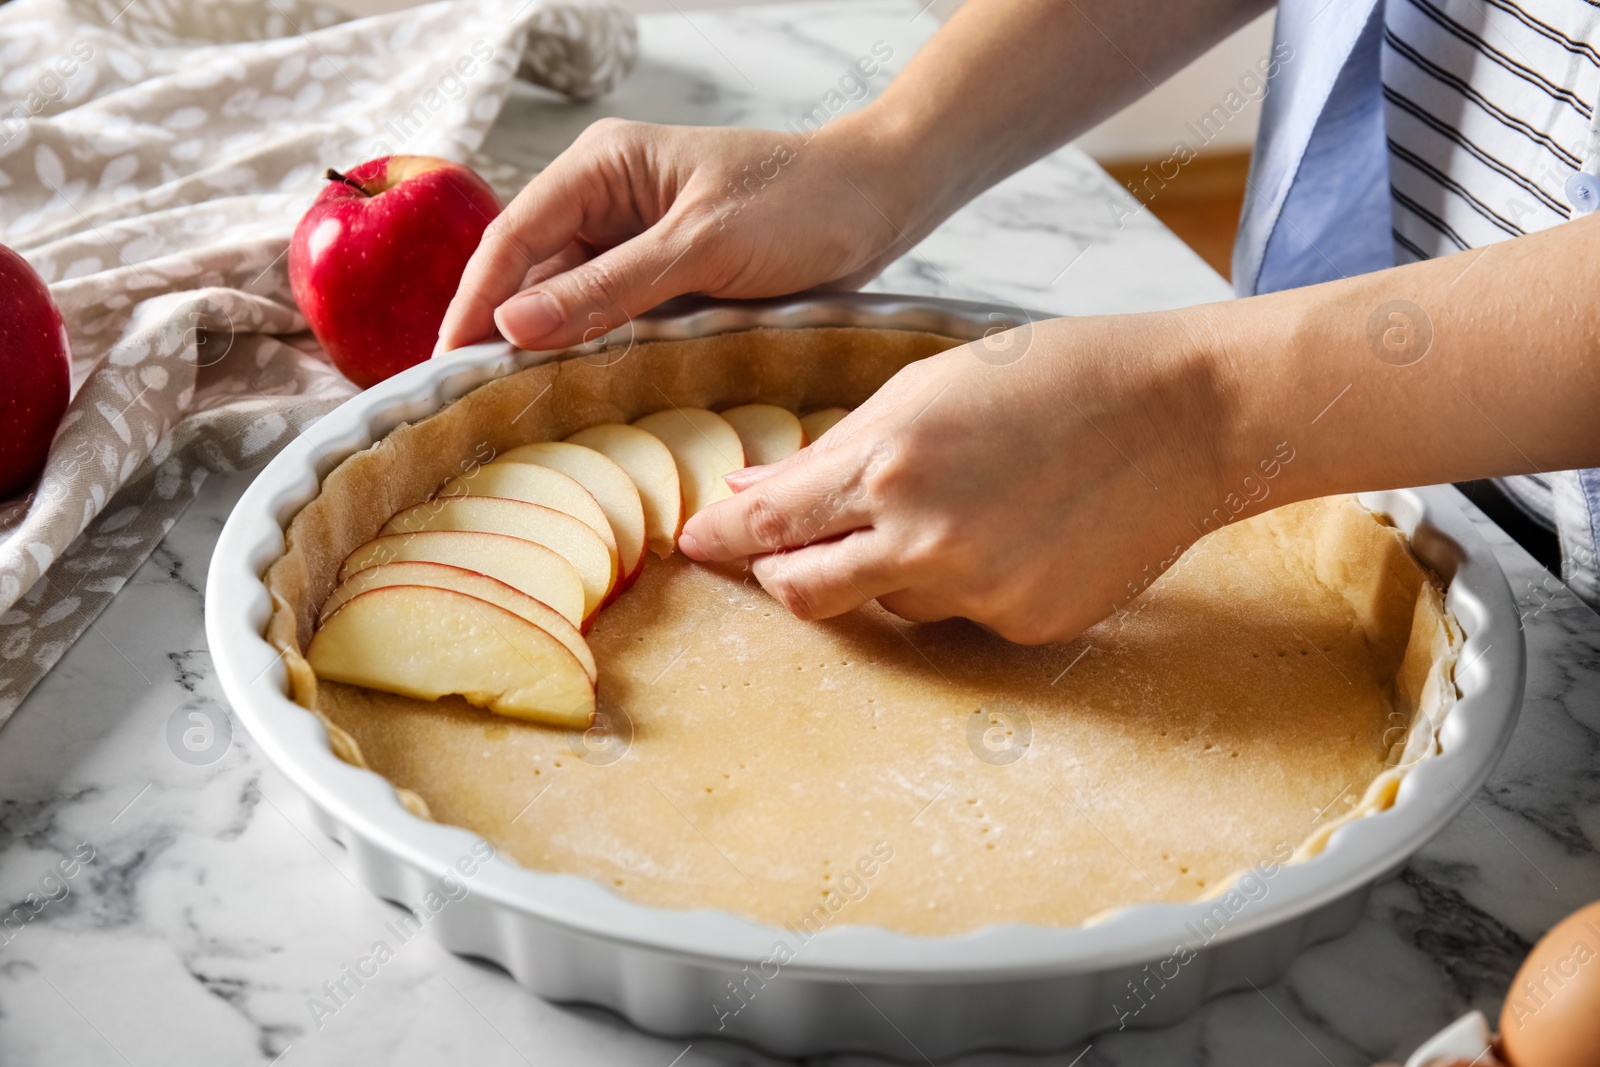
[{"xmin": 1101, "ymin": 149, "xmax": 1251, "ymax": 282}]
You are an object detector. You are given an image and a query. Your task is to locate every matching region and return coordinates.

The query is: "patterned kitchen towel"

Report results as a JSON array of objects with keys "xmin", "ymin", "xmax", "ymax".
[{"xmin": 0, "ymin": 0, "xmax": 637, "ymax": 723}]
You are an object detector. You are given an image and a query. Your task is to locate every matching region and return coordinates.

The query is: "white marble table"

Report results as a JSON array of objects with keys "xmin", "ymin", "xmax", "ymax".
[{"xmin": 4, "ymin": 3, "xmax": 1598, "ymax": 1065}]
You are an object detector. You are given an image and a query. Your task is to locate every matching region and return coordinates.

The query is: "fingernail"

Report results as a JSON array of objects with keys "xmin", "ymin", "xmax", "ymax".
[
  {"xmin": 431, "ymin": 336, "xmax": 448, "ymax": 358},
  {"xmin": 496, "ymin": 292, "xmax": 563, "ymax": 346},
  {"xmin": 678, "ymin": 531, "xmax": 704, "ymax": 558},
  {"xmin": 726, "ymin": 463, "xmax": 772, "ymax": 490}
]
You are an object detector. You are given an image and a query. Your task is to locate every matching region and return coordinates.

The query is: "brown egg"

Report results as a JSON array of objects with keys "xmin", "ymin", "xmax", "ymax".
[{"xmin": 1500, "ymin": 900, "xmax": 1600, "ymax": 1067}]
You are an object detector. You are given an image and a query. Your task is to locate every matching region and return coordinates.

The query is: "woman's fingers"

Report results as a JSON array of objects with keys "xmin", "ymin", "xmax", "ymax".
[
  {"xmin": 435, "ymin": 161, "xmax": 595, "ymax": 353},
  {"xmin": 723, "ymin": 408, "xmax": 866, "ymax": 492},
  {"xmin": 723, "ymin": 464, "xmax": 774, "ymax": 493},
  {"xmin": 437, "ymin": 118, "xmax": 913, "ymax": 355},
  {"xmin": 492, "ymin": 218, "xmax": 710, "ymax": 350},
  {"xmin": 873, "ymin": 588, "xmax": 957, "ymax": 624},
  {"xmin": 681, "ymin": 447, "xmax": 876, "ymax": 561},
  {"xmin": 723, "ymin": 449, "xmax": 807, "ymax": 492},
  {"xmin": 518, "ymin": 240, "xmax": 592, "ymax": 290},
  {"xmin": 749, "ymin": 529, "xmax": 904, "ymax": 620}
]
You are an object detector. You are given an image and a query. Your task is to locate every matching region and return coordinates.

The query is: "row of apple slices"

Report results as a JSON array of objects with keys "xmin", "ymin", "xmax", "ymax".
[{"xmin": 306, "ymin": 405, "xmax": 851, "ymax": 728}]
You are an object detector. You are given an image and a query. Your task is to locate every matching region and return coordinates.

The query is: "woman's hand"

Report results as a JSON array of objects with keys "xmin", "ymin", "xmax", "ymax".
[
  {"xmin": 435, "ymin": 115, "xmax": 930, "ymax": 353},
  {"xmin": 435, "ymin": 0, "xmax": 1267, "ymax": 354},
  {"xmin": 678, "ymin": 312, "xmax": 1243, "ymax": 644},
  {"xmin": 681, "ymin": 195, "xmax": 1600, "ymax": 643}
]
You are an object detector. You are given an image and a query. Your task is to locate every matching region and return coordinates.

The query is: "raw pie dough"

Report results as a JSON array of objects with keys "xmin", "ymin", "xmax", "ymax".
[{"xmin": 266, "ymin": 327, "xmax": 1460, "ymax": 935}]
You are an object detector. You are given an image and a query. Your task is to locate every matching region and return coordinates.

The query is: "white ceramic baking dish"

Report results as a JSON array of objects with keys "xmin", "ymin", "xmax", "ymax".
[{"xmin": 206, "ymin": 292, "xmax": 1525, "ymax": 1058}]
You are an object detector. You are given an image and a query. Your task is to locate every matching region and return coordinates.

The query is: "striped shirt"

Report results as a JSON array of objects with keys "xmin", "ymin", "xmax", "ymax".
[
  {"xmin": 1377, "ymin": 0, "xmax": 1600, "ymax": 609},
  {"xmin": 1238, "ymin": 0, "xmax": 1600, "ymax": 610},
  {"xmin": 1382, "ymin": 0, "xmax": 1600, "ymax": 262}
]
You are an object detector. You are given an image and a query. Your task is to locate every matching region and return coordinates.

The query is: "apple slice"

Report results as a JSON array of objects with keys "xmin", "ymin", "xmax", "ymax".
[
  {"xmin": 339, "ymin": 531, "xmax": 585, "ymax": 630},
  {"xmin": 320, "ymin": 561, "xmax": 595, "ymax": 681},
  {"xmin": 566, "ymin": 423, "xmax": 684, "ymax": 559},
  {"xmin": 719, "ymin": 404, "xmax": 805, "ymax": 467},
  {"xmin": 444, "ymin": 462, "xmax": 619, "ymax": 578},
  {"xmin": 383, "ymin": 496, "xmax": 615, "ymax": 625},
  {"xmin": 497, "ymin": 441, "xmax": 648, "ymax": 589},
  {"xmin": 632, "ymin": 408, "xmax": 745, "ymax": 519},
  {"xmin": 799, "ymin": 407, "xmax": 849, "ymax": 443},
  {"xmin": 309, "ymin": 585, "xmax": 594, "ymax": 728}
]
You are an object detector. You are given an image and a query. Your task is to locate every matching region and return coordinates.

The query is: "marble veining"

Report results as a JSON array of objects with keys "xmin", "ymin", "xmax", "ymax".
[{"xmin": 1, "ymin": 2, "xmax": 1596, "ymax": 1065}]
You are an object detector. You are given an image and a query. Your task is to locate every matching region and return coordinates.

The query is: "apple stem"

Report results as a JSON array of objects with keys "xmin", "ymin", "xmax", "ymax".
[{"xmin": 325, "ymin": 168, "xmax": 369, "ymax": 196}]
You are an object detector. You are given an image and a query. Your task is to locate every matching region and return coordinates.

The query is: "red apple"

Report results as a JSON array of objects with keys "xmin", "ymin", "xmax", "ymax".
[
  {"xmin": 0, "ymin": 244, "xmax": 70, "ymax": 500},
  {"xmin": 289, "ymin": 156, "xmax": 500, "ymax": 388}
]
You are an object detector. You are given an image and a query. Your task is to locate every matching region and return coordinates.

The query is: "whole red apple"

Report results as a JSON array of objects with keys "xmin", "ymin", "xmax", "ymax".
[
  {"xmin": 289, "ymin": 156, "xmax": 500, "ymax": 388},
  {"xmin": 0, "ymin": 244, "xmax": 71, "ymax": 500}
]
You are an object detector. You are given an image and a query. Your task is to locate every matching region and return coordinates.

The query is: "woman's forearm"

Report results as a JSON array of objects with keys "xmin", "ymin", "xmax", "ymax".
[
  {"xmin": 841, "ymin": 0, "xmax": 1271, "ymax": 232},
  {"xmin": 1202, "ymin": 214, "xmax": 1600, "ymax": 513}
]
